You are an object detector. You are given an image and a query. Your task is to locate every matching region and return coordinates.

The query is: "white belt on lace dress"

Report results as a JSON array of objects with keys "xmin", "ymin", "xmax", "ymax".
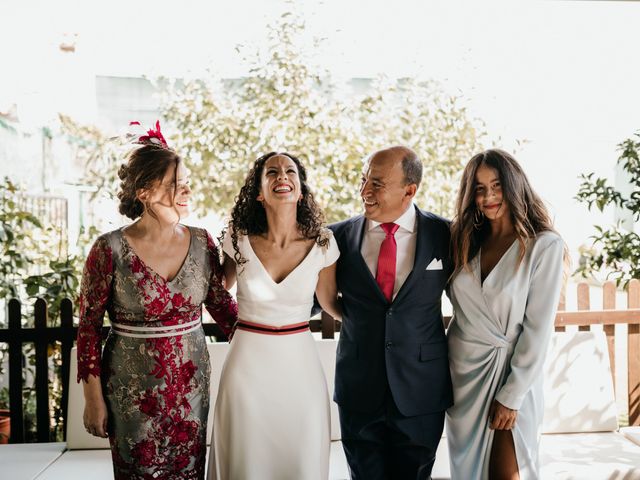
[{"xmin": 111, "ymin": 317, "xmax": 202, "ymax": 338}]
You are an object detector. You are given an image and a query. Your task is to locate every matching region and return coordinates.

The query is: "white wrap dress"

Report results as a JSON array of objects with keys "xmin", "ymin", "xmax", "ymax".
[
  {"xmin": 208, "ymin": 229, "xmax": 340, "ymax": 480},
  {"xmin": 446, "ymin": 232, "xmax": 564, "ymax": 480}
]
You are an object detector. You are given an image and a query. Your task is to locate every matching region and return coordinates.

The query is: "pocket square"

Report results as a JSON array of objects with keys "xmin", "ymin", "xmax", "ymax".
[{"xmin": 425, "ymin": 258, "xmax": 443, "ymax": 271}]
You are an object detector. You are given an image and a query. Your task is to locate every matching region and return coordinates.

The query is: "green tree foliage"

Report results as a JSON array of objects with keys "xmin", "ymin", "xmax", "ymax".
[
  {"xmin": 161, "ymin": 13, "xmax": 486, "ymax": 222},
  {"xmin": 0, "ymin": 176, "xmax": 82, "ymax": 324},
  {"xmin": 0, "ymin": 178, "xmax": 42, "ymax": 301},
  {"xmin": 59, "ymin": 114, "xmax": 123, "ymax": 203},
  {"xmin": 575, "ymin": 131, "xmax": 640, "ymax": 285},
  {"xmin": 0, "ymin": 177, "xmax": 83, "ymax": 440}
]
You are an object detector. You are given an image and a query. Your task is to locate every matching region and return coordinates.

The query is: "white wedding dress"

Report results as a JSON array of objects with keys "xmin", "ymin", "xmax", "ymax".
[{"xmin": 207, "ymin": 229, "xmax": 339, "ymax": 480}]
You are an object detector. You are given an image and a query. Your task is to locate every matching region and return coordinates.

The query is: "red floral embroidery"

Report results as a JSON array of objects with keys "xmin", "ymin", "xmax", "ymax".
[
  {"xmin": 77, "ymin": 228, "xmax": 237, "ymax": 479},
  {"xmin": 174, "ymin": 453, "xmax": 190, "ymax": 471},
  {"xmin": 180, "ymin": 360, "xmax": 197, "ymax": 382},
  {"xmin": 137, "ymin": 389, "xmax": 160, "ymax": 417},
  {"xmin": 131, "ymin": 439, "xmax": 157, "ymax": 467},
  {"xmin": 205, "ymin": 231, "xmax": 238, "ymax": 337},
  {"xmin": 124, "ymin": 333, "xmax": 203, "ymax": 478},
  {"xmin": 130, "ymin": 254, "xmax": 145, "ymax": 274},
  {"xmin": 170, "ymin": 420, "xmax": 198, "ymax": 444},
  {"xmin": 147, "ymin": 296, "xmax": 167, "ymax": 317},
  {"xmin": 77, "ymin": 236, "xmax": 113, "ymax": 382},
  {"xmin": 171, "ymin": 292, "xmax": 187, "ymax": 310}
]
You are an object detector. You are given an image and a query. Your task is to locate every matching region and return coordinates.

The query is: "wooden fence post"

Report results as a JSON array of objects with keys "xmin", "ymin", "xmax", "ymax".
[
  {"xmin": 577, "ymin": 282, "xmax": 590, "ymax": 332},
  {"xmin": 7, "ymin": 299, "xmax": 24, "ymax": 443},
  {"xmin": 602, "ymin": 281, "xmax": 616, "ymax": 392},
  {"xmin": 34, "ymin": 299, "xmax": 50, "ymax": 442},
  {"xmin": 60, "ymin": 298, "xmax": 74, "ymax": 441},
  {"xmin": 555, "ymin": 282, "xmax": 566, "ymax": 332},
  {"xmin": 628, "ymin": 279, "xmax": 640, "ymax": 426}
]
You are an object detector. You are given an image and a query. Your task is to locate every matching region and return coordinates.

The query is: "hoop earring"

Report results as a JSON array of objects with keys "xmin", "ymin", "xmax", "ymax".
[{"xmin": 473, "ymin": 208, "xmax": 485, "ymax": 230}]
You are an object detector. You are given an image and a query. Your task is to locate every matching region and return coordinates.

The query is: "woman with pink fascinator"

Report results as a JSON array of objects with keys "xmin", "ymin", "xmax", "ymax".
[{"xmin": 77, "ymin": 121, "xmax": 237, "ymax": 479}]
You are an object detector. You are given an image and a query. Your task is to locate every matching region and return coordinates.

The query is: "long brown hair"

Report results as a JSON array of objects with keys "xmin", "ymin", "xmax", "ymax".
[
  {"xmin": 450, "ymin": 149, "xmax": 557, "ymax": 274},
  {"xmin": 227, "ymin": 152, "xmax": 326, "ymax": 266}
]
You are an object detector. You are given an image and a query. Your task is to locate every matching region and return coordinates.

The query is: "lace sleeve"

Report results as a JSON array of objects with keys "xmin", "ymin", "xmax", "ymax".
[
  {"xmin": 204, "ymin": 230, "xmax": 238, "ymax": 338},
  {"xmin": 76, "ymin": 235, "xmax": 113, "ymax": 383}
]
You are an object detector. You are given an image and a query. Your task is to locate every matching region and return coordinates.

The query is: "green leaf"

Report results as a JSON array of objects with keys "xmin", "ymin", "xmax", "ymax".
[{"xmin": 26, "ymin": 283, "xmax": 40, "ymax": 296}]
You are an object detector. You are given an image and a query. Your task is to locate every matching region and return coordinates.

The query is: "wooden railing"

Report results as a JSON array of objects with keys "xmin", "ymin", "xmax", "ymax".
[
  {"xmin": 553, "ymin": 280, "xmax": 640, "ymax": 425},
  {"xmin": 1, "ymin": 279, "xmax": 639, "ymax": 443}
]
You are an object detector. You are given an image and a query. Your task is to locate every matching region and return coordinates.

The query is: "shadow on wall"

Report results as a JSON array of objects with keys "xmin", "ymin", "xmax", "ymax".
[{"xmin": 542, "ymin": 332, "xmax": 618, "ymax": 434}]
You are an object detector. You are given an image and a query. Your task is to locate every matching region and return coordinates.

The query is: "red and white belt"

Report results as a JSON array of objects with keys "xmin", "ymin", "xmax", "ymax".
[{"xmin": 235, "ymin": 320, "xmax": 309, "ymax": 336}]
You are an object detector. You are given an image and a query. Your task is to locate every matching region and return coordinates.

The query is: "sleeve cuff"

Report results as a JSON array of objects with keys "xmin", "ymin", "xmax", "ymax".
[{"xmin": 495, "ymin": 387, "xmax": 524, "ymax": 411}]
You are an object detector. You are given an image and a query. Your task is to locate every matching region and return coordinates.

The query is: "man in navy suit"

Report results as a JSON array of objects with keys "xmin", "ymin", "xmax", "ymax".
[{"xmin": 330, "ymin": 146, "xmax": 453, "ymax": 479}]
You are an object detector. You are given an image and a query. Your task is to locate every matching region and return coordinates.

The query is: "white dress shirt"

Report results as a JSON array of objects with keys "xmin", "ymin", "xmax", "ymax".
[{"xmin": 360, "ymin": 204, "xmax": 417, "ymax": 300}]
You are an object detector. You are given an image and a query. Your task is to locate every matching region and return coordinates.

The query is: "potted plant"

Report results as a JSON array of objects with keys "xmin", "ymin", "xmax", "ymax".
[{"xmin": 0, "ymin": 387, "xmax": 9, "ymax": 443}]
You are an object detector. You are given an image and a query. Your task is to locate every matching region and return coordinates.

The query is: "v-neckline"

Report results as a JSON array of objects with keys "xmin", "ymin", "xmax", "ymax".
[
  {"xmin": 478, "ymin": 238, "xmax": 518, "ymax": 287},
  {"xmin": 120, "ymin": 226, "xmax": 193, "ymax": 284},
  {"xmin": 245, "ymin": 235, "xmax": 317, "ymax": 285}
]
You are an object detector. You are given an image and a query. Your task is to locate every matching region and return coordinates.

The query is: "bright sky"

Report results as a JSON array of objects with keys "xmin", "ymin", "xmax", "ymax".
[{"xmin": 1, "ymin": 0, "xmax": 640, "ymax": 257}]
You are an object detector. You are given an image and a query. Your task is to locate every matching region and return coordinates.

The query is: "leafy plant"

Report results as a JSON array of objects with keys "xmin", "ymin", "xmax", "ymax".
[
  {"xmin": 160, "ymin": 13, "xmax": 485, "ymax": 222},
  {"xmin": 0, "ymin": 177, "xmax": 84, "ymax": 441},
  {"xmin": 75, "ymin": 11, "xmax": 486, "ymax": 222},
  {"xmin": 0, "ymin": 177, "xmax": 43, "ymax": 304},
  {"xmin": 575, "ymin": 131, "xmax": 640, "ymax": 285},
  {"xmin": 0, "ymin": 178, "xmax": 43, "ymax": 414},
  {"xmin": 0, "ymin": 384, "xmax": 8, "ymax": 410},
  {"xmin": 58, "ymin": 114, "xmax": 123, "ymax": 203}
]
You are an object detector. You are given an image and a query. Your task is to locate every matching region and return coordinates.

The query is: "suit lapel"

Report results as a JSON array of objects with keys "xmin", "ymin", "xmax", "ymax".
[
  {"xmin": 344, "ymin": 216, "xmax": 388, "ymax": 303},
  {"xmin": 392, "ymin": 207, "xmax": 436, "ymax": 305}
]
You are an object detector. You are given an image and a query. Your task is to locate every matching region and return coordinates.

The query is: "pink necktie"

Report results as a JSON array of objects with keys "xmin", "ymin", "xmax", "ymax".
[{"xmin": 376, "ymin": 223, "xmax": 399, "ymax": 302}]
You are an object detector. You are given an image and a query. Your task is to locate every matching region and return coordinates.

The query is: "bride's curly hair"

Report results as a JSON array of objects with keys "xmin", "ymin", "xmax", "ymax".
[{"xmin": 227, "ymin": 152, "xmax": 327, "ymax": 266}]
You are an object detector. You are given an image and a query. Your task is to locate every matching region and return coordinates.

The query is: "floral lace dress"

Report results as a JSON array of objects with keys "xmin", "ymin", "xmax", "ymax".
[{"xmin": 77, "ymin": 226, "xmax": 237, "ymax": 480}]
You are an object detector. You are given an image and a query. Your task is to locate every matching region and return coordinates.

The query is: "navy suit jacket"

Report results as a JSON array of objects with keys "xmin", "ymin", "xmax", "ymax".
[{"xmin": 330, "ymin": 206, "xmax": 454, "ymax": 417}]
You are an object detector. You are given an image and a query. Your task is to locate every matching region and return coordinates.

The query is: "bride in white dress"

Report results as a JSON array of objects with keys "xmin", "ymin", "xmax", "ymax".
[{"xmin": 207, "ymin": 152, "xmax": 342, "ymax": 480}]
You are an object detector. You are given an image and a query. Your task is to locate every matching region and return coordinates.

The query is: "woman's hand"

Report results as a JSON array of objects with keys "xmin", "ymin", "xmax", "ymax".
[
  {"xmin": 82, "ymin": 376, "xmax": 109, "ymax": 438},
  {"xmin": 489, "ymin": 399, "xmax": 517, "ymax": 430}
]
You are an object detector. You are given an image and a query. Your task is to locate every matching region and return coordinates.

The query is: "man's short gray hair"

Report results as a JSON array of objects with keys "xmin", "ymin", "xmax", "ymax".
[{"xmin": 399, "ymin": 148, "xmax": 422, "ymax": 188}]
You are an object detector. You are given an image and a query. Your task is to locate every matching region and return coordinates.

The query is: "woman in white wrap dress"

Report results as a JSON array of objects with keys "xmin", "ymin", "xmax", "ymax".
[
  {"xmin": 208, "ymin": 152, "xmax": 342, "ymax": 480},
  {"xmin": 447, "ymin": 149, "xmax": 565, "ymax": 480}
]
